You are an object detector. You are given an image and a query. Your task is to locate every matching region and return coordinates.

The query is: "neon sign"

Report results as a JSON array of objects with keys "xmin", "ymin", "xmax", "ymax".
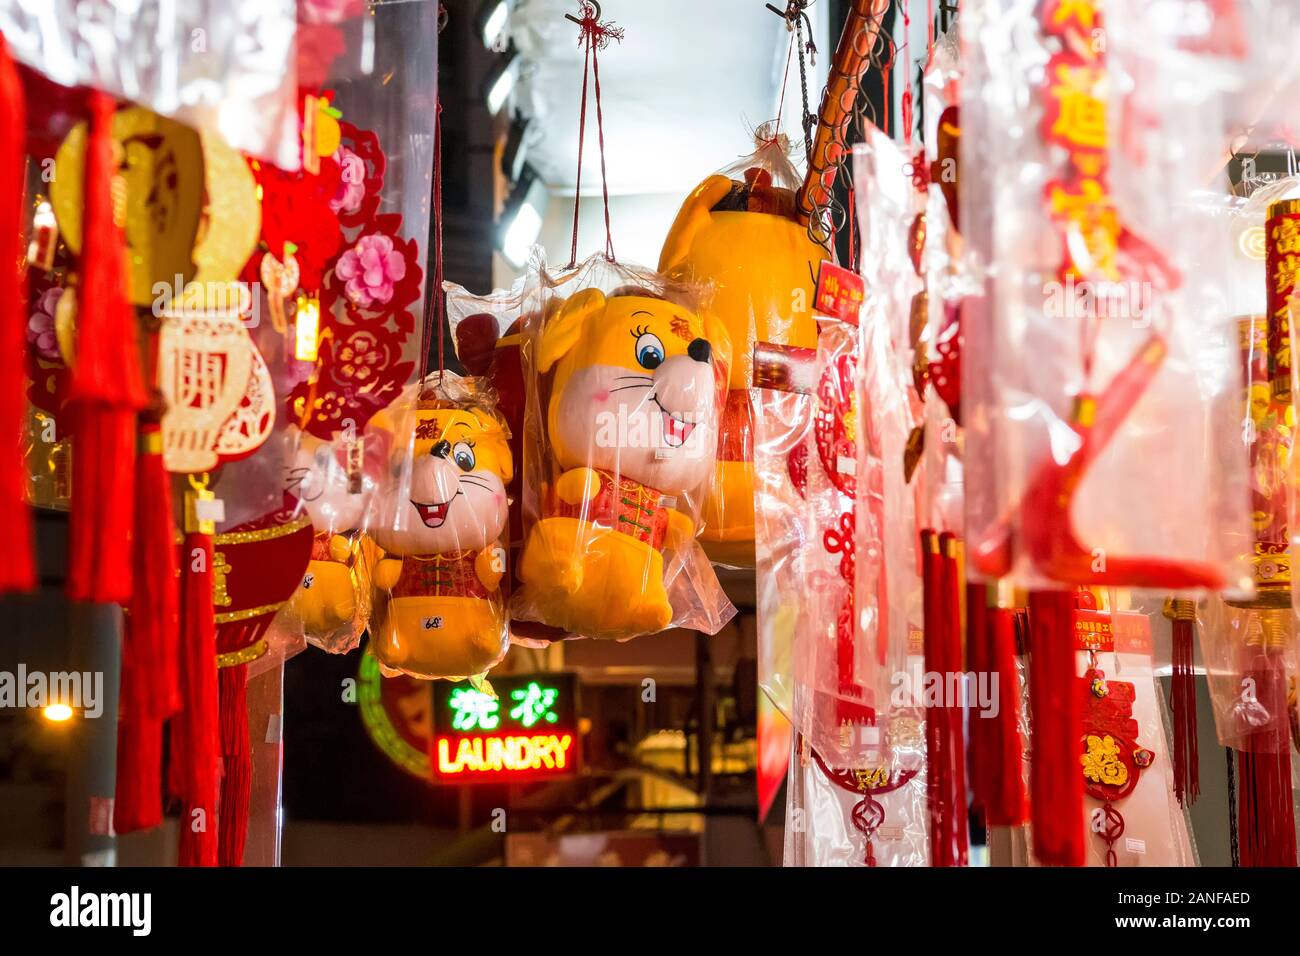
[{"xmin": 431, "ymin": 673, "xmax": 578, "ymax": 783}]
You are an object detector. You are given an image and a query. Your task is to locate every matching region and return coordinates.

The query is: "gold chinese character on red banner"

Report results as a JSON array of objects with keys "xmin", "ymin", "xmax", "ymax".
[{"xmin": 1047, "ymin": 177, "xmax": 1121, "ymax": 280}]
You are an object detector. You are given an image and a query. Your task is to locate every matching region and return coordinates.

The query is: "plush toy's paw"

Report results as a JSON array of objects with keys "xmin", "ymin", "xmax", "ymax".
[
  {"xmin": 374, "ymin": 558, "xmax": 403, "ymax": 591},
  {"xmin": 475, "ymin": 545, "xmax": 506, "ymax": 592},
  {"xmin": 331, "ymin": 590, "xmax": 357, "ymax": 622},
  {"xmin": 328, "ymin": 533, "xmax": 353, "ymax": 563},
  {"xmin": 555, "ymin": 467, "xmax": 601, "ymax": 506},
  {"xmin": 664, "ymin": 509, "xmax": 696, "ymax": 550}
]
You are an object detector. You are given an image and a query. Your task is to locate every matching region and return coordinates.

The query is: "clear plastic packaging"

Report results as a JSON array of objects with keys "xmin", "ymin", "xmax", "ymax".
[
  {"xmin": 444, "ymin": 280, "xmax": 528, "ymax": 563},
  {"xmin": 363, "ymin": 373, "xmax": 512, "ymax": 680},
  {"xmin": 0, "ymin": 1, "xmax": 300, "ymax": 166},
  {"xmin": 281, "ymin": 425, "xmax": 376, "ymax": 654},
  {"xmin": 659, "ymin": 126, "xmax": 829, "ymax": 568},
  {"xmin": 752, "ymin": 381, "xmax": 813, "ymax": 720},
  {"xmin": 960, "ymin": 0, "xmax": 1251, "ymax": 594},
  {"xmin": 783, "ymin": 732, "xmax": 929, "ymax": 868},
  {"xmin": 511, "ymin": 252, "xmax": 735, "ymax": 640}
]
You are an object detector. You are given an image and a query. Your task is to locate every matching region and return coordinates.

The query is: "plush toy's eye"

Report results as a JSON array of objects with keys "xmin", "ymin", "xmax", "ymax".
[
  {"xmin": 635, "ymin": 332, "xmax": 665, "ymax": 370},
  {"xmin": 452, "ymin": 441, "xmax": 476, "ymax": 472}
]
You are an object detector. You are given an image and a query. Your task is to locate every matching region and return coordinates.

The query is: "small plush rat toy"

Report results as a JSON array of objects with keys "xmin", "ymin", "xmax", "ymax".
[
  {"xmin": 367, "ymin": 384, "xmax": 513, "ymax": 679},
  {"xmin": 515, "ymin": 289, "xmax": 725, "ymax": 638},
  {"xmin": 284, "ymin": 427, "xmax": 374, "ymax": 651}
]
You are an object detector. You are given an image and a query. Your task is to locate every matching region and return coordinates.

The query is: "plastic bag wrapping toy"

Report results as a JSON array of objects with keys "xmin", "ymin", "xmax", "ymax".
[
  {"xmin": 282, "ymin": 425, "xmax": 377, "ymax": 654},
  {"xmin": 512, "ymin": 252, "xmax": 735, "ymax": 640},
  {"xmin": 445, "ymin": 278, "xmax": 528, "ymax": 548},
  {"xmin": 363, "ymin": 372, "xmax": 512, "ymax": 680},
  {"xmin": 443, "ymin": 276, "xmax": 573, "ymax": 646},
  {"xmin": 659, "ymin": 126, "xmax": 828, "ymax": 568}
]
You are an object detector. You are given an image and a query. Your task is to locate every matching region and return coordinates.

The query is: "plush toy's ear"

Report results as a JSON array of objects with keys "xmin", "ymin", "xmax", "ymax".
[
  {"xmin": 658, "ymin": 175, "xmax": 732, "ymax": 274},
  {"xmin": 538, "ymin": 287, "xmax": 604, "ymax": 373}
]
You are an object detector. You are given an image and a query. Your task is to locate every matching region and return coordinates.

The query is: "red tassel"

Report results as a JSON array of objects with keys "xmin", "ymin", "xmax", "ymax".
[
  {"xmin": 920, "ymin": 530, "xmax": 969, "ymax": 866},
  {"xmin": 966, "ymin": 581, "xmax": 991, "ymax": 817},
  {"xmin": 0, "ymin": 33, "xmax": 35, "ymax": 593},
  {"xmin": 113, "ymin": 717, "xmax": 162, "ymax": 833},
  {"xmin": 172, "ymin": 530, "xmax": 220, "ymax": 867},
  {"xmin": 1166, "ymin": 599, "xmax": 1199, "ymax": 808},
  {"xmin": 1235, "ymin": 638, "xmax": 1297, "ymax": 867},
  {"xmin": 218, "ymin": 665, "xmax": 251, "ymax": 867},
  {"xmin": 968, "ymin": 582, "xmax": 1029, "ymax": 827},
  {"xmin": 114, "ymin": 422, "xmax": 180, "ymax": 833},
  {"xmin": 66, "ymin": 89, "xmax": 148, "ymax": 604},
  {"xmin": 1027, "ymin": 589, "xmax": 1085, "ymax": 866},
  {"xmin": 985, "ymin": 605, "xmax": 1028, "ymax": 826}
]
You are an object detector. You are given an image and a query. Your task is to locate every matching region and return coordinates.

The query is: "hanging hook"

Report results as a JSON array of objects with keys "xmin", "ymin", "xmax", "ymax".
[{"xmin": 565, "ymin": 0, "xmax": 600, "ymax": 26}]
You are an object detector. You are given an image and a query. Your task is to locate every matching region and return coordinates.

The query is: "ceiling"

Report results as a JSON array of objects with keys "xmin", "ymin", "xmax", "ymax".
[{"xmin": 507, "ymin": 0, "xmax": 829, "ymax": 196}]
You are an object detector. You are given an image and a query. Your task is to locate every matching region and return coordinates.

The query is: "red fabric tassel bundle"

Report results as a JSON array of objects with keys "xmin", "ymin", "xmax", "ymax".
[
  {"xmin": 172, "ymin": 529, "xmax": 220, "ymax": 867},
  {"xmin": 114, "ymin": 422, "xmax": 180, "ymax": 833},
  {"xmin": 967, "ymin": 582, "xmax": 1028, "ymax": 827},
  {"xmin": 984, "ymin": 604, "xmax": 1028, "ymax": 826},
  {"xmin": 0, "ymin": 32, "xmax": 35, "ymax": 594},
  {"xmin": 1026, "ymin": 589, "xmax": 1085, "ymax": 865},
  {"xmin": 218, "ymin": 665, "xmax": 251, "ymax": 867},
  {"xmin": 966, "ymin": 581, "xmax": 990, "ymax": 821},
  {"xmin": 1166, "ymin": 598, "xmax": 1199, "ymax": 809},
  {"xmin": 920, "ymin": 530, "xmax": 968, "ymax": 866},
  {"xmin": 1234, "ymin": 629, "xmax": 1297, "ymax": 867},
  {"xmin": 66, "ymin": 89, "xmax": 148, "ymax": 604}
]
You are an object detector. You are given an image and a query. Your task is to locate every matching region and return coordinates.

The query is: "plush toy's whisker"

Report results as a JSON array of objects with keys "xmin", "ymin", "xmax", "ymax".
[
  {"xmin": 609, "ymin": 382, "xmax": 653, "ymax": 394},
  {"xmin": 614, "ymin": 374, "xmax": 653, "ymax": 383}
]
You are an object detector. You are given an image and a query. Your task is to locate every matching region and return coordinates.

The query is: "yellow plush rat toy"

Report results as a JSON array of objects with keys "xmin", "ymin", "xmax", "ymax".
[
  {"xmin": 284, "ymin": 427, "xmax": 374, "ymax": 651},
  {"xmin": 515, "ymin": 289, "xmax": 726, "ymax": 639},
  {"xmin": 367, "ymin": 388, "xmax": 513, "ymax": 679},
  {"xmin": 659, "ymin": 167, "xmax": 827, "ymax": 567}
]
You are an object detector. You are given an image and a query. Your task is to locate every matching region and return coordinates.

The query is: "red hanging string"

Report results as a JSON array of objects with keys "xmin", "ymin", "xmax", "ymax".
[
  {"xmin": 434, "ymin": 102, "xmax": 445, "ymax": 379},
  {"xmin": 565, "ymin": 1, "xmax": 622, "ymax": 267}
]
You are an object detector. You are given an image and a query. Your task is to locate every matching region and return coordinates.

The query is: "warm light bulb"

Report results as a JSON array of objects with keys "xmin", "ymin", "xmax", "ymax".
[
  {"xmin": 43, "ymin": 704, "xmax": 73, "ymax": 722},
  {"xmin": 295, "ymin": 295, "xmax": 321, "ymax": 362}
]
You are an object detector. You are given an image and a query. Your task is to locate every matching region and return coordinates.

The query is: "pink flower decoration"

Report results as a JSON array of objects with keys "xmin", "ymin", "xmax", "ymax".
[
  {"xmin": 27, "ymin": 287, "xmax": 61, "ymax": 360},
  {"xmin": 335, "ymin": 233, "xmax": 407, "ymax": 308},
  {"xmin": 330, "ymin": 146, "xmax": 366, "ymax": 215}
]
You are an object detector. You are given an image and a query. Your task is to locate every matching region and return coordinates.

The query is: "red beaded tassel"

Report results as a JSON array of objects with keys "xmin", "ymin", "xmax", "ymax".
[
  {"xmin": 66, "ymin": 89, "xmax": 148, "ymax": 604},
  {"xmin": 920, "ymin": 530, "xmax": 968, "ymax": 866},
  {"xmin": 1026, "ymin": 589, "xmax": 1085, "ymax": 865},
  {"xmin": 1165, "ymin": 598, "xmax": 1200, "ymax": 809},
  {"xmin": 0, "ymin": 33, "xmax": 34, "ymax": 594},
  {"xmin": 171, "ymin": 516, "xmax": 220, "ymax": 867}
]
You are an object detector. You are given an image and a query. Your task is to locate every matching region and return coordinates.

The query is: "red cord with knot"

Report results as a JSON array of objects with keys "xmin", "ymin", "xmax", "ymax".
[{"xmin": 565, "ymin": 1, "xmax": 623, "ymax": 267}]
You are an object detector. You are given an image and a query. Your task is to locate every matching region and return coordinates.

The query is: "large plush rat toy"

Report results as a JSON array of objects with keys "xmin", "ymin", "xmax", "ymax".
[
  {"xmin": 367, "ymin": 386, "xmax": 513, "ymax": 679},
  {"xmin": 515, "ymin": 288, "xmax": 725, "ymax": 638}
]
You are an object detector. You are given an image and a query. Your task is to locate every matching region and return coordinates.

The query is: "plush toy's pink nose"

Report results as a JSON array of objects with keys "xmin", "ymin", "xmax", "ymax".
[
  {"xmin": 654, "ymin": 353, "xmax": 711, "ymax": 412},
  {"xmin": 409, "ymin": 455, "xmax": 461, "ymax": 502}
]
